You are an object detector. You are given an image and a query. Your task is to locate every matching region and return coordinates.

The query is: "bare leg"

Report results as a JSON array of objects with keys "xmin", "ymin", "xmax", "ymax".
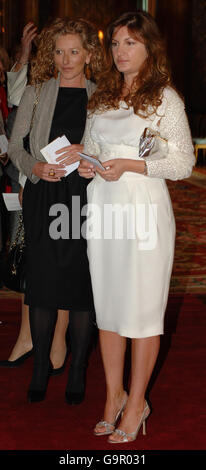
[
  {"xmin": 94, "ymin": 330, "xmax": 127, "ymax": 433},
  {"xmin": 109, "ymin": 335, "xmax": 160, "ymax": 442},
  {"xmin": 50, "ymin": 310, "xmax": 69, "ymax": 368},
  {"xmin": 8, "ymin": 295, "xmax": 32, "ymax": 361}
]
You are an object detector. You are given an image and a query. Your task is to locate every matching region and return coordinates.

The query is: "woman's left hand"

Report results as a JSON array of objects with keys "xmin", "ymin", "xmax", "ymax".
[
  {"xmin": 96, "ymin": 158, "xmax": 128, "ymax": 181},
  {"xmin": 55, "ymin": 144, "xmax": 83, "ymax": 166}
]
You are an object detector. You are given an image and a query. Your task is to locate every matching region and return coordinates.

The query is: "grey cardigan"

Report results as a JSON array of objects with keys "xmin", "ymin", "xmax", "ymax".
[
  {"xmin": 8, "ymin": 74, "xmax": 96, "ymax": 184},
  {"xmin": 0, "ymin": 110, "xmax": 5, "ymax": 178}
]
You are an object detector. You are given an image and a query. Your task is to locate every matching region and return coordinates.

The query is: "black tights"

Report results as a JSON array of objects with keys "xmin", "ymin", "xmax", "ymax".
[
  {"xmin": 66, "ymin": 310, "xmax": 94, "ymax": 393},
  {"xmin": 29, "ymin": 306, "xmax": 57, "ymax": 391},
  {"xmin": 29, "ymin": 306, "xmax": 94, "ymax": 392},
  {"xmin": 69, "ymin": 310, "xmax": 94, "ymax": 367}
]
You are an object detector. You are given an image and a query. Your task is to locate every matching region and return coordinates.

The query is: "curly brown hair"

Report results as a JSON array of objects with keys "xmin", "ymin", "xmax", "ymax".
[
  {"xmin": 30, "ymin": 17, "xmax": 104, "ymax": 85},
  {"xmin": 88, "ymin": 11, "xmax": 173, "ymax": 117}
]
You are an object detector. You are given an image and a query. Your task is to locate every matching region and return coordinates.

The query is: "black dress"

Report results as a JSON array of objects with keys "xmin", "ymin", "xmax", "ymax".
[{"xmin": 23, "ymin": 87, "xmax": 94, "ymax": 311}]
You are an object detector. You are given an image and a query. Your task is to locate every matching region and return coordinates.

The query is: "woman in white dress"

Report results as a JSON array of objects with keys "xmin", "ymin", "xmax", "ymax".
[{"xmin": 78, "ymin": 11, "xmax": 195, "ymax": 443}]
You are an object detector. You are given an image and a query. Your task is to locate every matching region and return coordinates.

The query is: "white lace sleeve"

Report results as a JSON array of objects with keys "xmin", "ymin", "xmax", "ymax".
[
  {"xmin": 146, "ymin": 88, "xmax": 195, "ymax": 180},
  {"xmin": 83, "ymin": 115, "xmax": 101, "ymax": 157}
]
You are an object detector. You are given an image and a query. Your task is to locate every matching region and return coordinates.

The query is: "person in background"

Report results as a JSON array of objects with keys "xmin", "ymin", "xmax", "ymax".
[
  {"xmin": 0, "ymin": 45, "xmax": 10, "ymax": 121},
  {"xmin": 4, "ymin": 23, "xmax": 37, "ymax": 249},
  {"xmin": 8, "ymin": 17, "xmax": 103, "ymax": 404},
  {"xmin": 0, "ymin": 108, "xmax": 8, "ymax": 258},
  {"xmin": 0, "ymin": 46, "xmax": 10, "ymax": 262},
  {"xmin": 78, "ymin": 11, "xmax": 195, "ymax": 443}
]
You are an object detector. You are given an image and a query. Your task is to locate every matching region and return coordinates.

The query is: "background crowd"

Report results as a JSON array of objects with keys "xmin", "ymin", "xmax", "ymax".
[{"xmin": 0, "ymin": 23, "xmax": 36, "ymax": 262}]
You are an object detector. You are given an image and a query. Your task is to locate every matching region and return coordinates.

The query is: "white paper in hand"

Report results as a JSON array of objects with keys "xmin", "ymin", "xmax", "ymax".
[
  {"xmin": 77, "ymin": 152, "xmax": 105, "ymax": 170},
  {"xmin": 40, "ymin": 135, "xmax": 79, "ymax": 176},
  {"xmin": 3, "ymin": 193, "xmax": 22, "ymax": 211}
]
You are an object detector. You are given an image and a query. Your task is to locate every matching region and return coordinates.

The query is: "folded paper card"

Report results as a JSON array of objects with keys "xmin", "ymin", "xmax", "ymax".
[
  {"xmin": 77, "ymin": 152, "xmax": 105, "ymax": 170},
  {"xmin": 40, "ymin": 135, "xmax": 79, "ymax": 176}
]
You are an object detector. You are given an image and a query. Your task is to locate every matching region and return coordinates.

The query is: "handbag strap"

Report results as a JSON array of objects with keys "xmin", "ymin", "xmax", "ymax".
[
  {"xmin": 29, "ymin": 83, "xmax": 42, "ymax": 133},
  {"xmin": 9, "ymin": 212, "xmax": 25, "ymax": 251}
]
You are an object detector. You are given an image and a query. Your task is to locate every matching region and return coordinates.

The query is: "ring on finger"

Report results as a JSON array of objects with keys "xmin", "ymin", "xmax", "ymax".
[{"xmin": 49, "ymin": 169, "xmax": 55, "ymax": 177}]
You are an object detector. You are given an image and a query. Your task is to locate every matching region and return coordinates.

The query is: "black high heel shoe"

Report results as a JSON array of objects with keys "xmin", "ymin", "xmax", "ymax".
[
  {"xmin": 27, "ymin": 389, "xmax": 47, "ymax": 403},
  {"xmin": 65, "ymin": 364, "xmax": 86, "ymax": 405},
  {"xmin": 0, "ymin": 349, "xmax": 34, "ymax": 367},
  {"xmin": 27, "ymin": 361, "xmax": 53, "ymax": 403}
]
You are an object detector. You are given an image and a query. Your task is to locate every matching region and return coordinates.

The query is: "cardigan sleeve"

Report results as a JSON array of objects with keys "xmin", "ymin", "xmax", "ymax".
[
  {"xmin": 8, "ymin": 85, "xmax": 39, "ymax": 183},
  {"xmin": 146, "ymin": 88, "xmax": 196, "ymax": 180}
]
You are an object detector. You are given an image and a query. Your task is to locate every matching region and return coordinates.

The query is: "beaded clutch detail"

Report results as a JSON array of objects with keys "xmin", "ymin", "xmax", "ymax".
[{"xmin": 139, "ymin": 127, "xmax": 168, "ymax": 161}]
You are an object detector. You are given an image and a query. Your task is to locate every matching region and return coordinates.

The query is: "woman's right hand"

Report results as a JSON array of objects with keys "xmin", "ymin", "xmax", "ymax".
[
  {"xmin": 21, "ymin": 22, "xmax": 37, "ymax": 62},
  {"xmin": 12, "ymin": 23, "xmax": 37, "ymax": 72},
  {"xmin": 32, "ymin": 162, "xmax": 66, "ymax": 182},
  {"xmin": 78, "ymin": 159, "xmax": 96, "ymax": 179}
]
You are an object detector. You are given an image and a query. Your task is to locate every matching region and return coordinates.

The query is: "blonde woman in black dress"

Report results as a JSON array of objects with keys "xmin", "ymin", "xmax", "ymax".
[{"xmin": 9, "ymin": 17, "xmax": 103, "ymax": 403}]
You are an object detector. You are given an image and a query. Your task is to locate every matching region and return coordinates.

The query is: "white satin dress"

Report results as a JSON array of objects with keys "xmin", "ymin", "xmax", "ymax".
[{"xmin": 83, "ymin": 87, "xmax": 195, "ymax": 338}]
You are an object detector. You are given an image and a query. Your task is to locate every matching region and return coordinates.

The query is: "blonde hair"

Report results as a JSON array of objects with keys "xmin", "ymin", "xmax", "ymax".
[{"xmin": 30, "ymin": 17, "xmax": 104, "ymax": 85}]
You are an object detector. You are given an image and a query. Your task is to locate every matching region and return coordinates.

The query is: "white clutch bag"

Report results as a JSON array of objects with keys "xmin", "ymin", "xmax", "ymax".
[{"xmin": 139, "ymin": 127, "xmax": 168, "ymax": 161}]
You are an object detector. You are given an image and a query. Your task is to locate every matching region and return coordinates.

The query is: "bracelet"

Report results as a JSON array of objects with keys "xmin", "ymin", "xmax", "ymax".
[{"xmin": 143, "ymin": 161, "xmax": 148, "ymax": 176}]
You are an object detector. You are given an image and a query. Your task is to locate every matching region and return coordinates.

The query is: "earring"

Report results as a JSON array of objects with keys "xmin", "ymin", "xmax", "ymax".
[
  {"xmin": 84, "ymin": 63, "xmax": 91, "ymax": 79},
  {"xmin": 53, "ymin": 65, "xmax": 58, "ymax": 79}
]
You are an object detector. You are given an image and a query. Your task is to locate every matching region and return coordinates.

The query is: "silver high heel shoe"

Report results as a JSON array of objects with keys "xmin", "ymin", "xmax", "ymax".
[
  {"xmin": 108, "ymin": 400, "xmax": 150, "ymax": 444},
  {"xmin": 94, "ymin": 391, "xmax": 128, "ymax": 436}
]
